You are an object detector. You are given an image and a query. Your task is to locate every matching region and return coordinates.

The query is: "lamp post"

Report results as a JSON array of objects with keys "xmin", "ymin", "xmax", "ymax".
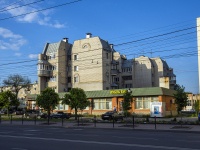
[{"xmin": 7, "ymin": 97, "xmax": 11, "ymax": 117}]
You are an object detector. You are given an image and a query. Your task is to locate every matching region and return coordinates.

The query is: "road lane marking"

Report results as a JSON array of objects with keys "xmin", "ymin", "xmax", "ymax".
[
  {"xmin": 11, "ymin": 148, "xmax": 28, "ymax": 150},
  {"xmin": 112, "ymin": 136, "xmax": 158, "ymax": 141},
  {"xmin": 177, "ymin": 140, "xmax": 200, "ymax": 143},
  {"xmin": 0, "ymin": 135, "xmax": 198, "ymax": 150}
]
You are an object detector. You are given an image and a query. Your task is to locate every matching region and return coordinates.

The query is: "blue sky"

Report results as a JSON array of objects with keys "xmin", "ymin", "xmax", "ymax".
[{"xmin": 0, "ymin": 0, "xmax": 199, "ymax": 93}]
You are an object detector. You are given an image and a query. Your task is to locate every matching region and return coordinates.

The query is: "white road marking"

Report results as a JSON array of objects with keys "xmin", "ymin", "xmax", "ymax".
[
  {"xmin": 24, "ymin": 130, "xmax": 39, "ymax": 132},
  {"xmin": 11, "ymin": 148, "xmax": 28, "ymax": 150},
  {"xmin": 112, "ymin": 135, "xmax": 158, "ymax": 141},
  {"xmin": 177, "ymin": 140, "xmax": 200, "ymax": 143},
  {"xmin": 0, "ymin": 135, "xmax": 198, "ymax": 150}
]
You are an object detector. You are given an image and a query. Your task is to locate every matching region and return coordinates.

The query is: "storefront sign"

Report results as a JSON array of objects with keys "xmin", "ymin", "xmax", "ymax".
[{"xmin": 110, "ymin": 90, "xmax": 127, "ymax": 94}]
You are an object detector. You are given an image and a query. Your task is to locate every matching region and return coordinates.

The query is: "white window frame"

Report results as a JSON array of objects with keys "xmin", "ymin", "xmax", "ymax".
[{"xmin": 74, "ymin": 66, "xmax": 78, "ymax": 71}]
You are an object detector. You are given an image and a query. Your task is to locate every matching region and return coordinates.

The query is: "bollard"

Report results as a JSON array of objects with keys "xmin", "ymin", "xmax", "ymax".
[
  {"xmin": 154, "ymin": 116, "xmax": 157, "ymax": 129},
  {"xmin": 78, "ymin": 116, "xmax": 79, "ymax": 126},
  {"xmin": 132, "ymin": 115, "xmax": 135, "ymax": 129},
  {"xmin": 94, "ymin": 115, "xmax": 96, "ymax": 127},
  {"xmin": 62, "ymin": 117, "xmax": 64, "ymax": 126},
  {"xmin": 113, "ymin": 116, "xmax": 115, "ymax": 128},
  {"xmin": 34, "ymin": 116, "xmax": 36, "ymax": 125},
  {"xmin": 22, "ymin": 115, "xmax": 24, "ymax": 125},
  {"xmin": 10, "ymin": 114, "xmax": 12, "ymax": 124}
]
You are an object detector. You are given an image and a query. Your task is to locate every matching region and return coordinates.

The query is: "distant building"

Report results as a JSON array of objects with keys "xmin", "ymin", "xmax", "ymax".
[{"xmin": 37, "ymin": 33, "xmax": 176, "ymax": 93}]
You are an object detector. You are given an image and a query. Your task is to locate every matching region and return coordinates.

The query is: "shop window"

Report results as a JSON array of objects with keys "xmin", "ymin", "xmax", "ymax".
[
  {"xmin": 93, "ymin": 99, "xmax": 112, "ymax": 110},
  {"xmin": 135, "ymin": 97, "xmax": 158, "ymax": 109}
]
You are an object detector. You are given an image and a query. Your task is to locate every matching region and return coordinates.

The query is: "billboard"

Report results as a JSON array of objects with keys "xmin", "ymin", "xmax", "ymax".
[{"xmin": 150, "ymin": 102, "xmax": 165, "ymax": 117}]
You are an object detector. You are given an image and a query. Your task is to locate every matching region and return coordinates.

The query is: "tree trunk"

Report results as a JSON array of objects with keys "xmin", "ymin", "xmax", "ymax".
[
  {"xmin": 75, "ymin": 108, "xmax": 78, "ymax": 120},
  {"xmin": 47, "ymin": 109, "xmax": 50, "ymax": 125}
]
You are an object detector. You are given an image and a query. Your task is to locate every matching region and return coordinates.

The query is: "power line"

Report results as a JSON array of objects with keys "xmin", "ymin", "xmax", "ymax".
[
  {"xmin": 0, "ymin": 0, "xmax": 82, "ymax": 21},
  {"xmin": 0, "ymin": 0, "xmax": 25, "ymax": 11},
  {"xmin": 114, "ymin": 26, "xmax": 197, "ymax": 46},
  {"xmin": 0, "ymin": 0, "xmax": 45, "ymax": 13}
]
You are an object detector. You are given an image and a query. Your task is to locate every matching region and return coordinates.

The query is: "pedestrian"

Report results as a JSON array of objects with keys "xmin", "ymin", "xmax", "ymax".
[{"xmin": 113, "ymin": 106, "xmax": 117, "ymax": 112}]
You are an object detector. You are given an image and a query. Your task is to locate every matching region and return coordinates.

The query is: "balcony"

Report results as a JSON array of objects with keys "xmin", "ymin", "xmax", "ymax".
[
  {"xmin": 170, "ymin": 80, "xmax": 176, "ymax": 85},
  {"xmin": 111, "ymin": 60, "xmax": 119, "ymax": 65},
  {"xmin": 37, "ymin": 70, "xmax": 50, "ymax": 77},
  {"xmin": 111, "ymin": 69, "xmax": 119, "ymax": 76}
]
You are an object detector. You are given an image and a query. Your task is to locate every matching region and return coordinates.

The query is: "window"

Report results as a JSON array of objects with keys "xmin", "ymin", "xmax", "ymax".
[
  {"xmin": 68, "ymin": 55, "xmax": 71, "ymax": 60},
  {"xmin": 114, "ymin": 77, "xmax": 119, "ymax": 82},
  {"xmin": 93, "ymin": 99, "xmax": 112, "ymax": 110},
  {"xmin": 125, "ymin": 84, "xmax": 132, "ymax": 88},
  {"xmin": 135, "ymin": 97, "xmax": 159, "ymax": 109},
  {"xmin": 106, "ymin": 53, "xmax": 109, "ymax": 59},
  {"xmin": 50, "ymin": 76, "xmax": 56, "ymax": 82},
  {"xmin": 74, "ymin": 66, "xmax": 78, "ymax": 71},
  {"xmin": 122, "ymin": 76, "xmax": 132, "ymax": 80},
  {"xmin": 74, "ymin": 76, "xmax": 79, "ymax": 83},
  {"xmin": 74, "ymin": 54, "xmax": 78, "ymax": 60},
  {"xmin": 49, "ymin": 53, "xmax": 55, "ymax": 59},
  {"xmin": 68, "ymin": 77, "xmax": 71, "ymax": 83}
]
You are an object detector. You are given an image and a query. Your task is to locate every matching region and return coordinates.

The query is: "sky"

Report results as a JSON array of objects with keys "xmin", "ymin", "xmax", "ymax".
[{"xmin": 0, "ymin": 0, "xmax": 200, "ymax": 93}]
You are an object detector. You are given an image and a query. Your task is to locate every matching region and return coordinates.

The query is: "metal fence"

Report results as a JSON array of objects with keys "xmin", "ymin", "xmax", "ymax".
[{"xmin": 0, "ymin": 114, "xmax": 199, "ymax": 130}]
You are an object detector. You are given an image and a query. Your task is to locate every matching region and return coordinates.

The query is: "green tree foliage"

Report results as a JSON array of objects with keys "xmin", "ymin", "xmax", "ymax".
[
  {"xmin": 36, "ymin": 88, "xmax": 60, "ymax": 124},
  {"xmin": 3, "ymin": 74, "xmax": 31, "ymax": 100},
  {"xmin": 194, "ymin": 100, "xmax": 200, "ymax": 115},
  {"xmin": 62, "ymin": 88, "xmax": 89, "ymax": 120},
  {"xmin": 173, "ymin": 84, "xmax": 188, "ymax": 113},
  {"xmin": 0, "ymin": 91, "xmax": 18, "ymax": 113},
  {"xmin": 122, "ymin": 90, "xmax": 133, "ymax": 117}
]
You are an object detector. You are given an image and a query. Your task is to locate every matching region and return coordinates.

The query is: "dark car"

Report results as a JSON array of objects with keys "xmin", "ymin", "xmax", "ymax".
[
  {"xmin": 25, "ymin": 110, "xmax": 40, "ymax": 119},
  {"xmin": 50, "ymin": 112, "xmax": 70, "ymax": 119},
  {"xmin": 25, "ymin": 111, "xmax": 48, "ymax": 119},
  {"xmin": 101, "ymin": 111, "xmax": 124, "ymax": 121},
  {"xmin": 39, "ymin": 113, "xmax": 48, "ymax": 119}
]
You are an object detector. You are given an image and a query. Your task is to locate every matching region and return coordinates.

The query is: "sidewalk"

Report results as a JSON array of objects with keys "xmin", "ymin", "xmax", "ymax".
[
  {"xmin": 65, "ymin": 122, "xmax": 200, "ymax": 133},
  {"xmin": 1, "ymin": 120, "xmax": 200, "ymax": 133}
]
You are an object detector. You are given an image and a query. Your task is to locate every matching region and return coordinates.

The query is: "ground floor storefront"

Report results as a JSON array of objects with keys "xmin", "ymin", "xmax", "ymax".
[{"xmin": 26, "ymin": 87, "xmax": 177, "ymax": 117}]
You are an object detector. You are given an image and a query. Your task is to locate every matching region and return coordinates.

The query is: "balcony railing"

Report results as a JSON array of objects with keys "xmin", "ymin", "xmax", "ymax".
[
  {"xmin": 37, "ymin": 70, "xmax": 50, "ymax": 77},
  {"xmin": 170, "ymin": 80, "xmax": 176, "ymax": 85},
  {"xmin": 111, "ymin": 69, "xmax": 118, "ymax": 76}
]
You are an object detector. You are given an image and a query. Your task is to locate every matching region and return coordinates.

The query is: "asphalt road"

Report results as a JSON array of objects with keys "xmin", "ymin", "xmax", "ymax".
[{"xmin": 0, "ymin": 125, "xmax": 200, "ymax": 150}]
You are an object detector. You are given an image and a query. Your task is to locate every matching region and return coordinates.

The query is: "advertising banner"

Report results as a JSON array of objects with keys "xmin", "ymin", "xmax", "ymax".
[{"xmin": 150, "ymin": 102, "xmax": 165, "ymax": 117}]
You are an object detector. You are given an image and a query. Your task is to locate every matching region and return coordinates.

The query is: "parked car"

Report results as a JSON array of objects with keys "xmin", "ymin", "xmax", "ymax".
[
  {"xmin": 50, "ymin": 112, "xmax": 70, "ymax": 119},
  {"xmin": 198, "ymin": 112, "xmax": 200, "ymax": 121},
  {"xmin": 24, "ymin": 110, "xmax": 40, "ymax": 119},
  {"xmin": 101, "ymin": 111, "xmax": 124, "ymax": 121}
]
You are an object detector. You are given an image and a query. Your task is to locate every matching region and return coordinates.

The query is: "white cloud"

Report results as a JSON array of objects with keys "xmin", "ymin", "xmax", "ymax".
[
  {"xmin": 28, "ymin": 54, "xmax": 38, "ymax": 59},
  {"xmin": 5, "ymin": 3, "xmax": 65, "ymax": 28},
  {"xmin": 14, "ymin": 52, "xmax": 22, "ymax": 57},
  {"xmin": 0, "ymin": 27, "xmax": 26, "ymax": 50}
]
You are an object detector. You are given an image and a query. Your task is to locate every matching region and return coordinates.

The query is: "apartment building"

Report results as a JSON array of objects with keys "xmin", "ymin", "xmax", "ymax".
[{"xmin": 37, "ymin": 33, "xmax": 176, "ymax": 93}]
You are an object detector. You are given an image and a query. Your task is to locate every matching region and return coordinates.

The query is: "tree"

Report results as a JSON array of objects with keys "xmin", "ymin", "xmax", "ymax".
[
  {"xmin": 122, "ymin": 90, "xmax": 133, "ymax": 117},
  {"xmin": 173, "ymin": 84, "xmax": 188, "ymax": 114},
  {"xmin": 194, "ymin": 101, "xmax": 200, "ymax": 115},
  {"xmin": 3, "ymin": 74, "xmax": 31, "ymax": 101},
  {"xmin": 0, "ymin": 91, "xmax": 18, "ymax": 115},
  {"xmin": 62, "ymin": 88, "xmax": 89, "ymax": 120},
  {"xmin": 36, "ymin": 88, "xmax": 60, "ymax": 124}
]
